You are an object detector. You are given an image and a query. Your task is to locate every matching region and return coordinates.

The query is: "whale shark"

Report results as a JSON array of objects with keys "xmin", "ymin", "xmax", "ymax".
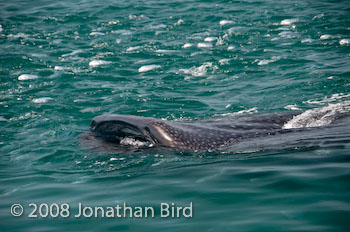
[
  {"xmin": 79, "ymin": 113, "xmax": 298, "ymax": 153},
  {"xmin": 79, "ymin": 102, "xmax": 350, "ymax": 154}
]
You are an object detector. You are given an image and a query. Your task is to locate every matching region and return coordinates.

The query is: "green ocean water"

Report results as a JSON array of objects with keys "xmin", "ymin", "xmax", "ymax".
[{"xmin": 1, "ymin": 0, "xmax": 350, "ymax": 231}]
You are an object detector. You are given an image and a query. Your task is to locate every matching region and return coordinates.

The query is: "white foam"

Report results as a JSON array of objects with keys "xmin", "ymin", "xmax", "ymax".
[
  {"xmin": 305, "ymin": 93, "xmax": 350, "ymax": 105},
  {"xmin": 108, "ymin": 20, "xmax": 120, "ymax": 25},
  {"xmin": 174, "ymin": 19, "xmax": 184, "ymax": 26},
  {"xmin": 8, "ymin": 33, "xmax": 28, "ymax": 39},
  {"xmin": 220, "ymin": 20, "xmax": 234, "ymax": 26},
  {"xmin": 218, "ymin": 107, "xmax": 258, "ymax": 117},
  {"xmin": 89, "ymin": 31, "xmax": 105, "ymax": 36},
  {"xmin": 155, "ymin": 49, "xmax": 175, "ymax": 54},
  {"xmin": 110, "ymin": 157, "xmax": 125, "ymax": 161},
  {"xmin": 149, "ymin": 24, "xmax": 166, "ymax": 30},
  {"xmin": 257, "ymin": 56, "xmax": 279, "ymax": 66},
  {"xmin": 31, "ymin": 53, "xmax": 48, "ymax": 58},
  {"xmin": 128, "ymin": 15, "xmax": 137, "ymax": 20},
  {"xmin": 61, "ymin": 50, "xmax": 83, "ymax": 57},
  {"xmin": 54, "ymin": 66, "xmax": 68, "ymax": 71},
  {"xmin": 128, "ymin": 14, "xmax": 147, "ymax": 20},
  {"xmin": 80, "ymin": 107, "xmax": 101, "ymax": 113},
  {"xmin": 179, "ymin": 62, "xmax": 214, "ymax": 77},
  {"xmin": 301, "ymin": 38, "xmax": 313, "ymax": 43},
  {"xmin": 189, "ymin": 31, "xmax": 210, "ymax": 40},
  {"xmin": 197, "ymin": 42, "xmax": 212, "ymax": 48},
  {"xmin": 0, "ymin": 25, "xmax": 2, "ymax": 33},
  {"xmin": 278, "ymin": 31, "xmax": 298, "ymax": 39},
  {"xmin": 135, "ymin": 59, "xmax": 149, "ymax": 64},
  {"xmin": 219, "ymin": 59, "xmax": 231, "ymax": 65},
  {"xmin": 89, "ymin": 60, "xmax": 111, "ymax": 67},
  {"xmin": 182, "ymin": 43, "xmax": 193, "ymax": 48},
  {"xmin": 138, "ymin": 65, "xmax": 161, "ymax": 73},
  {"xmin": 190, "ymin": 51, "xmax": 205, "ymax": 57},
  {"xmin": 339, "ymin": 39, "xmax": 350, "ymax": 46},
  {"xmin": 120, "ymin": 137, "xmax": 153, "ymax": 147},
  {"xmin": 227, "ymin": 45, "xmax": 235, "ymax": 51},
  {"xmin": 18, "ymin": 74, "xmax": 39, "ymax": 81},
  {"xmin": 320, "ymin": 34, "xmax": 332, "ymax": 40},
  {"xmin": 278, "ymin": 27, "xmax": 290, "ymax": 31},
  {"xmin": 257, "ymin": 60, "xmax": 273, "ymax": 66},
  {"xmin": 227, "ymin": 26, "xmax": 246, "ymax": 35},
  {"xmin": 32, "ymin": 97, "xmax": 53, "ymax": 103},
  {"xmin": 126, "ymin": 46, "xmax": 142, "ymax": 52},
  {"xmin": 312, "ymin": 14, "xmax": 324, "ymax": 20},
  {"xmin": 111, "ymin": 30, "xmax": 133, "ymax": 36},
  {"xmin": 283, "ymin": 101, "xmax": 350, "ymax": 129},
  {"xmin": 216, "ymin": 37, "xmax": 225, "ymax": 46},
  {"xmin": 280, "ymin": 18, "xmax": 298, "ymax": 25},
  {"xmin": 284, "ymin": 104, "xmax": 301, "ymax": 110},
  {"xmin": 204, "ymin": 37, "xmax": 217, "ymax": 42},
  {"xmin": 236, "ymin": 107, "xmax": 258, "ymax": 115}
]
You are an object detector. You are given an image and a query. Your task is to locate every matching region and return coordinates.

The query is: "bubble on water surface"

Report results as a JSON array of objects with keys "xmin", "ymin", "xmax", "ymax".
[
  {"xmin": 204, "ymin": 37, "xmax": 217, "ymax": 42},
  {"xmin": 219, "ymin": 20, "xmax": 234, "ymax": 26},
  {"xmin": 18, "ymin": 74, "xmax": 39, "ymax": 81},
  {"xmin": 197, "ymin": 42, "xmax": 212, "ymax": 48},
  {"xmin": 89, "ymin": 32, "xmax": 105, "ymax": 36},
  {"xmin": 320, "ymin": 34, "xmax": 332, "ymax": 40},
  {"xmin": 280, "ymin": 18, "xmax": 298, "ymax": 25},
  {"xmin": 339, "ymin": 39, "xmax": 350, "ymax": 46},
  {"xmin": 182, "ymin": 43, "xmax": 193, "ymax": 48},
  {"xmin": 138, "ymin": 65, "xmax": 161, "ymax": 73},
  {"xmin": 89, "ymin": 60, "xmax": 112, "ymax": 67},
  {"xmin": 32, "ymin": 97, "xmax": 53, "ymax": 103}
]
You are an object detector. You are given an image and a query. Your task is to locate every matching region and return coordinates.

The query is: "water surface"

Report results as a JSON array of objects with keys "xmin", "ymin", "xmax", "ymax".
[{"xmin": 1, "ymin": 0, "xmax": 350, "ymax": 231}]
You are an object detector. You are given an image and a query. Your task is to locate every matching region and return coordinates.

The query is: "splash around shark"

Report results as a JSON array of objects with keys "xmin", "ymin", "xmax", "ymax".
[{"xmin": 79, "ymin": 102, "xmax": 350, "ymax": 154}]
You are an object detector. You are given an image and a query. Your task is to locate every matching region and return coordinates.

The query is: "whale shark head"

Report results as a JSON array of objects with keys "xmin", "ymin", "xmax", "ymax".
[{"xmin": 85, "ymin": 114, "xmax": 177, "ymax": 151}]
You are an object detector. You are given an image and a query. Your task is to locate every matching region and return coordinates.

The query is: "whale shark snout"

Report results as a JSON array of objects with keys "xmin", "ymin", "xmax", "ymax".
[
  {"xmin": 89, "ymin": 114, "xmax": 155, "ymax": 145},
  {"xmin": 88, "ymin": 114, "xmax": 179, "ymax": 149}
]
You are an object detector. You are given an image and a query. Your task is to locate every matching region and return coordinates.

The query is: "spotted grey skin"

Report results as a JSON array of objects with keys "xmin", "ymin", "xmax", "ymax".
[{"xmin": 80, "ymin": 113, "xmax": 296, "ymax": 153}]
